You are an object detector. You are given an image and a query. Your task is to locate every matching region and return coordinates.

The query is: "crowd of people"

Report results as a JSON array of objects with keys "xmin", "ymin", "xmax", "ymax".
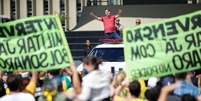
[
  {"xmin": 0, "ymin": 8, "xmax": 201, "ymax": 101},
  {"xmin": 0, "ymin": 56, "xmax": 201, "ymax": 101}
]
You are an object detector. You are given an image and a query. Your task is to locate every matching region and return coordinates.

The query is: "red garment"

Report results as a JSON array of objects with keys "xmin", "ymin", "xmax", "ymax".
[{"xmin": 100, "ymin": 15, "xmax": 117, "ymax": 33}]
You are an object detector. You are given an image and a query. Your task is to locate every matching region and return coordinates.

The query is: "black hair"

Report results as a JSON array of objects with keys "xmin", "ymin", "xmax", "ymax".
[
  {"xmin": 0, "ymin": 79, "xmax": 6, "ymax": 97},
  {"xmin": 48, "ymin": 69, "xmax": 60, "ymax": 76},
  {"xmin": 145, "ymin": 86, "xmax": 162, "ymax": 101},
  {"xmin": 83, "ymin": 56, "xmax": 102, "ymax": 70},
  {"xmin": 181, "ymin": 94, "xmax": 197, "ymax": 101},
  {"xmin": 175, "ymin": 72, "xmax": 187, "ymax": 80},
  {"xmin": 7, "ymin": 74, "xmax": 22, "ymax": 92},
  {"xmin": 129, "ymin": 80, "xmax": 141, "ymax": 97},
  {"xmin": 105, "ymin": 8, "xmax": 111, "ymax": 11}
]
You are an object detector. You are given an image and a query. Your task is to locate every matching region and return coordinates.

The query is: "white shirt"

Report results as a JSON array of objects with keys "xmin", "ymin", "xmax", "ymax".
[
  {"xmin": 79, "ymin": 70, "xmax": 112, "ymax": 101},
  {"xmin": 0, "ymin": 92, "xmax": 35, "ymax": 101}
]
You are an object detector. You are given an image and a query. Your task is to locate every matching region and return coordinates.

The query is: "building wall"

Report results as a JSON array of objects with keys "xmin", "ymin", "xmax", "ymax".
[
  {"xmin": 1, "ymin": 0, "xmax": 77, "ymax": 30},
  {"xmin": 35, "ymin": 0, "xmax": 43, "ymax": 16},
  {"xmin": 68, "ymin": 0, "xmax": 77, "ymax": 30},
  {"xmin": 2, "ymin": 0, "xmax": 10, "ymax": 17},
  {"xmin": 19, "ymin": 0, "xmax": 27, "ymax": 18},
  {"xmin": 52, "ymin": 0, "xmax": 60, "ymax": 15}
]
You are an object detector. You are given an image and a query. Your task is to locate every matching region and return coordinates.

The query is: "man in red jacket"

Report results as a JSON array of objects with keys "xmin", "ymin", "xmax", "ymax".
[{"xmin": 90, "ymin": 8, "xmax": 122, "ymax": 39}]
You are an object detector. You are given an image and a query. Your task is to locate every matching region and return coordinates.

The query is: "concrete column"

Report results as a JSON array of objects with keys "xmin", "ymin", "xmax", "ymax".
[
  {"xmin": 19, "ymin": 0, "xmax": 27, "ymax": 18},
  {"xmin": 68, "ymin": 0, "xmax": 77, "ymax": 30},
  {"xmin": 83, "ymin": 0, "xmax": 87, "ymax": 7},
  {"xmin": 80, "ymin": 0, "xmax": 85, "ymax": 11},
  {"xmin": 0, "ymin": 0, "xmax": 2, "ymax": 14},
  {"xmin": 52, "ymin": 0, "xmax": 60, "ymax": 15},
  {"xmin": 35, "ymin": 0, "xmax": 43, "ymax": 16},
  {"xmin": 3, "ymin": 0, "xmax": 10, "ymax": 17}
]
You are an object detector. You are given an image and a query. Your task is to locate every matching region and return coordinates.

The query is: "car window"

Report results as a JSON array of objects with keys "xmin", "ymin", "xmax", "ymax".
[{"xmin": 89, "ymin": 48, "xmax": 124, "ymax": 62}]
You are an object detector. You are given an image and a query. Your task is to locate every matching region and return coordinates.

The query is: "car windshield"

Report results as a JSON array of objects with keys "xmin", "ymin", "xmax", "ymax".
[{"xmin": 89, "ymin": 48, "xmax": 124, "ymax": 62}]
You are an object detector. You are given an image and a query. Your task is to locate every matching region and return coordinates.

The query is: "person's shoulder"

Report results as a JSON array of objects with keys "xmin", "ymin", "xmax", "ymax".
[
  {"xmin": 100, "ymin": 16, "xmax": 106, "ymax": 19},
  {"xmin": 82, "ymin": 73, "xmax": 92, "ymax": 82},
  {"xmin": 82, "ymin": 71, "xmax": 102, "ymax": 83},
  {"xmin": 18, "ymin": 92, "xmax": 35, "ymax": 99},
  {"xmin": 83, "ymin": 71, "xmax": 96, "ymax": 80},
  {"xmin": 131, "ymin": 98, "xmax": 146, "ymax": 101},
  {"xmin": 113, "ymin": 96, "xmax": 126, "ymax": 101},
  {"xmin": 0, "ymin": 95, "xmax": 11, "ymax": 101},
  {"xmin": 112, "ymin": 15, "xmax": 116, "ymax": 18}
]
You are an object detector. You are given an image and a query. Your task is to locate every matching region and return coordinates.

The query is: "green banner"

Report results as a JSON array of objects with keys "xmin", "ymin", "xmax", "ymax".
[
  {"xmin": 0, "ymin": 16, "xmax": 73, "ymax": 71},
  {"xmin": 123, "ymin": 10, "xmax": 201, "ymax": 80}
]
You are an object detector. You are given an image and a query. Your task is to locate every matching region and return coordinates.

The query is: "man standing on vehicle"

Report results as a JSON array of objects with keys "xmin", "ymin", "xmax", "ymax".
[{"xmin": 90, "ymin": 8, "xmax": 122, "ymax": 39}]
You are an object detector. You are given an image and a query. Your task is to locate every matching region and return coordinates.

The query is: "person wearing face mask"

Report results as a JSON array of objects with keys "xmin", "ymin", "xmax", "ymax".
[{"xmin": 78, "ymin": 56, "xmax": 112, "ymax": 101}]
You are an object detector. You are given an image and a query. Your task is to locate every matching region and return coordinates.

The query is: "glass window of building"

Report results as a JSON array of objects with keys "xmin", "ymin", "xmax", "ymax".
[
  {"xmin": 60, "ymin": 0, "xmax": 65, "ymax": 14},
  {"xmin": 109, "ymin": 0, "xmax": 120, "ymax": 5},
  {"xmin": 43, "ymin": 0, "xmax": 49, "ymax": 15},
  {"xmin": 60, "ymin": 0, "xmax": 65, "ymax": 28},
  {"xmin": 27, "ymin": 0, "xmax": 33, "ymax": 17},
  {"xmin": 10, "ymin": 0, "xmax": 17, "ymax": 20},
  {"xmin": 77, "ymin": 0, "xmax": 81, "ymax": 11}
]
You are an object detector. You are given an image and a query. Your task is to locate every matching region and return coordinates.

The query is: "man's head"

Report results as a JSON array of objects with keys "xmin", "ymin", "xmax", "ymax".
[
  {"xmin": 7, "ymin": 74, "xmax": 22, "ymax": 92},
  {"xmin": 105, "ymin": 8, "xmax": 111, "ymax": 16},
  {"xmin": 129, "ymin": 80, "xmax": 141, "ymax": 97},
  {"xmin": 136, "ymin": 19, "xmax": 141, "ymax": 25},
  {"xmin": 86, "ymin": 40, "xmax": 91, "ymax": 46}
]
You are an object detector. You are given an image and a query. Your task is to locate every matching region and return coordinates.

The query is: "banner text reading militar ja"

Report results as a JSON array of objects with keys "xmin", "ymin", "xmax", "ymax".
[
  {"xmin": 0, "ymin": 16, "xmax": 73, "ymax": 71},
  {"xmin": 123, "ymin": 10, "xmax": 201, "ymax": 80}
]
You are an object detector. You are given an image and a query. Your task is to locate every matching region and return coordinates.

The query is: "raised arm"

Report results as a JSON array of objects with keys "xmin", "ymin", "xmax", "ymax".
[
  {"xmin": 158, "ymin": 82, "xmax": 180, "ymax": 101},
  {"xmin": 90, "ymin": 12, "xmax": 102, "ymax": 21},
  {"xmin": 115, "ymin": 9, "xmax": 122, "ymax": 18},
  {"xmin": 25, "ymin": 71, "xmax": 38, "ymax": 95},
  {"xmin": 70, "ymin": 64, "xmax": 81, "ymax": 94}
]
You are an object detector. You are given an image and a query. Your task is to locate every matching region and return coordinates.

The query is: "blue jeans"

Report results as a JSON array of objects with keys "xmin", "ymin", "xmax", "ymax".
[{"xmin": 105, "ymin": 32, "xmax": 121, "ymax": 39}]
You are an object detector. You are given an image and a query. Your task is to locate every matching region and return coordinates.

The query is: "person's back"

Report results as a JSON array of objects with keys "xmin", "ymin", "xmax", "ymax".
[
  {"xmin": 130, "ymin": 98, "xmax": 144, "ymax": 101},
  {"xmin": 0, "ymin": 74, "xmax": 35, "ymax": 101},
  {"xmin": 79, "ymin": 70, "xmax": 111, "ymax": 101},
  {"xmin": 173, "ymin": 73, "xmax": 200, "ymax": 97},
  {"xmin": 78, "ymin": 56, "xmax": 111, "ymax": 101},
  {"xmin": 174, "ymin": 80, "xmax": 200, "ymax": 96},
  {"xmin": 0, "ymin": 92, "xmax": 35, "ymax": 101}
]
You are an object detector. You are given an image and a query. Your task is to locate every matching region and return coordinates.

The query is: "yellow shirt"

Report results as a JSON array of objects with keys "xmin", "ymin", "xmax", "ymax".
[
  {"xmin": 25, "ymin": 81, "xmax": 36, "ymax": 94},
  {"xmin": 139, "ymin": 80, "xmax": 146, "ymax": 99},
  {"xmin": 114, "ymin": 96, "xmax": 127, "ymax": 101},
  {"xmin": 114, "ymin": 96, "xmax": 146, "ymax": 101},
  {"xmin": 5, "ymin": 81, "xmax": 36, "ymax": 95},
  {"xmin": 131, "ymin": 98, "xmax": 146, "ymax": 101},
  {"xmin": 6, "ymin": 88, "xmax": 10, "ymax": 94}
]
